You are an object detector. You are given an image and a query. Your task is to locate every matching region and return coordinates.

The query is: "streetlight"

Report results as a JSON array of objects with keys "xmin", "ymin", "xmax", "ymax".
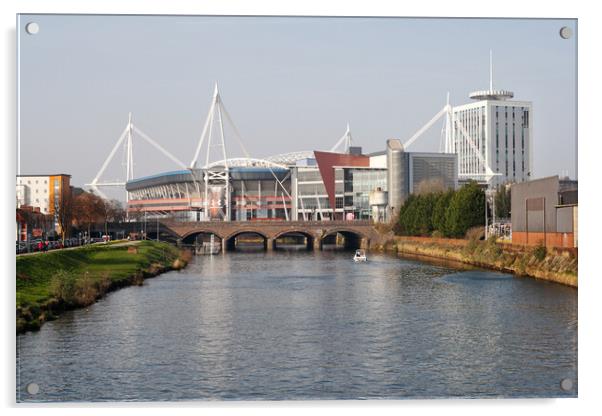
[{"xmin": 485, "ymin": 189, "xmax": 495, "ymax": 240}]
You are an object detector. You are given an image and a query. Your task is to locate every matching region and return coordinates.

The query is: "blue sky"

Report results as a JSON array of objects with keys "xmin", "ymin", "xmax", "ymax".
[{"xmin": 18, "ymin": 15, "xmax": 577, "ymax": 190}]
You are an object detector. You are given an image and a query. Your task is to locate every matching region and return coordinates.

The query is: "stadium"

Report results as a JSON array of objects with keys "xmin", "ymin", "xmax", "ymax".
[{"xmin": 88, "ymin": 84, "xmax": 473, "ymax": 225}]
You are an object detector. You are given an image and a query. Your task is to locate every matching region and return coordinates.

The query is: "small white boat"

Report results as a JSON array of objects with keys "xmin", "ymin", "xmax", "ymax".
[{"xmin": 353, "ymin": 249, "xmax": 367, "ymax": 262}]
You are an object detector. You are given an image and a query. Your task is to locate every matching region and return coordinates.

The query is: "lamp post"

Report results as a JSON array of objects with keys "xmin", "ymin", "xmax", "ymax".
[
  {"xmin": 485, "ymin": 189, "xmax": 495, "ymax": 240},
  {"xmin": 485, "ymin": 195, "xmax": 488, "ymax": 240}
]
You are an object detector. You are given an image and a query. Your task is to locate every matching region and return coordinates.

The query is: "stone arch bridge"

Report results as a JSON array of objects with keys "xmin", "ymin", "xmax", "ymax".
[{"xmin": 160, "ymin": 220, "xmax": 382, "ymax": 251}]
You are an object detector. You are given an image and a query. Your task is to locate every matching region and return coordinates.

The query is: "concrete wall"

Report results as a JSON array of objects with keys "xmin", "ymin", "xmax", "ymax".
[
  {"xmin": 511, "ymin": 176, "xmax": 578, "ymax": 248},
  {"xmin": 511, "ymin": 176, "xmax": 559, "ymax": 233},
  {"xmin": 557, "ymin": 205, "xmax": 575, "ymax": 233}
]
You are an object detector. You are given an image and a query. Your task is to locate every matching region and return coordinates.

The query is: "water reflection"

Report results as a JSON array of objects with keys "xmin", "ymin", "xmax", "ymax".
[{"xmin": 16, "ymin": 250, "xmax": 577, "ymax": 401}]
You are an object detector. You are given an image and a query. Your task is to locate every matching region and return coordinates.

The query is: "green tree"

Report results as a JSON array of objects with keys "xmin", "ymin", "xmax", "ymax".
[
  {"xmin": 432, "ymin": 189, "xmax": 454, "ymax": 235},
  {"xmin": 495, "ymin": 185, "xmax": 511, "ymax": 219},
  {"xmin": 444, "ymin": 181, "xmax": 486, "ymax": 238},
  {"xmin": 398, "ymin": 193, "xmax": 438, "ymax": 236},
  {"xmin": 397, "ymin": 194, "xmax": 415, "ymax": 235}
]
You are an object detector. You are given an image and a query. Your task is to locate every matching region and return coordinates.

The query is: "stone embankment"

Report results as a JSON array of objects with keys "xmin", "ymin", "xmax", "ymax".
[{"xmin": 374, "ymin": 236, "xmax": 577, "ymax": 287}]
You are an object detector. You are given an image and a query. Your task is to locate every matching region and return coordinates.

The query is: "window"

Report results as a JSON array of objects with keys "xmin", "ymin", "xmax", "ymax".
[
  {"xmin": 522, "ymin": 151, "xmax": 525, "ymax": 173},
  {"xmin": 335, "ymin": 197, "xmax": 344, "ymax": 209}
]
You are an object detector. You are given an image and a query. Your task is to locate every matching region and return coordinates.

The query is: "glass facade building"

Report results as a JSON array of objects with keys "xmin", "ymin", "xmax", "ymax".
[
  {"xmin": 127, "ymin": 151, "xmax": 456, "ymax": 222},
  {"xmin": 347, "ymin": 168, "xmax": 387, "ymax": 219}
]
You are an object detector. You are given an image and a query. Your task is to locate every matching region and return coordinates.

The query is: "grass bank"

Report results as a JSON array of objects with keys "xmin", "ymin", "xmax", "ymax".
[
  {"xmin": 16, "ymin": 240, "xmax": 191, "ymax": 334},
  {"xmin": 374, "ymin": 236, "xmax": 577, "ymax": 288}
]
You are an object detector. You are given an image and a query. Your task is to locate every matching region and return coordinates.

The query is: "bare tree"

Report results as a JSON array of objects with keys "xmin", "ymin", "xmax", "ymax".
[
  {"xmin": 415, "ymin": 178, "xmax": 446, "ymax": 196},
  {"xmin": 16, "ymin": 207, "xmax": 54, "ymax": 241},
  {"xmin": 109, "ymin": 200, "xmax": 126, "ymax": 223},
  {"xmin": 129, "ymin": 205, "xmax": 144, "ymax": 223},
  {"xmin": 56, "ymin": 185, "xmax": 74, "ymax": 243},
  {"xmin": 97, "ymin": 199, "xmax": 126, "ymax": 237},
  {"xmin": 73, "ymin": 191, "xmax": 104, "ymax": 241}
]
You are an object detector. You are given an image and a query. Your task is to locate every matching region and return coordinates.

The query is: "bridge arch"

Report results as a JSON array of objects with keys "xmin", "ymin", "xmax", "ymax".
[
  {"xmin": 181, "ymin": 229, "xmax": 225, "ymax": 245},
  {"xmin": 320, "ymin": 228, "xmax": 368, "ymax": 250},
  {"xmin": 223, "ymin": 229, "xmax": 270, "ymax": 252},
  {"xmin": 272, "ymin": 229, "xmax": 315, "ymax": 250}
]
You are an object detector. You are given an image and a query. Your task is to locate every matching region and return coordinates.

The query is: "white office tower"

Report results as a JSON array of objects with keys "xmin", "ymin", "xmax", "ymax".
[{"xmin": 447, "ymin": 52, "xmax": 532, "ymax": 187}]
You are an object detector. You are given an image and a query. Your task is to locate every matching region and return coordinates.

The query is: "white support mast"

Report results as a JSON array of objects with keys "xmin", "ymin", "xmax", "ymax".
[
  {"xmin": 439, "ymin": 93, "xmax": 452, "ymax": 153},
  {"xmin": 190, "ymin": 83, "xmax": 232, "ymax": 221},
  {"xmin": 191, "ymin": 83, "xmax": 230, "ymax": 170},
  {"xmin": 402, "ymin": 104, "xmax": 452, "ymax": 150},
  {"xmin": 329, "ymin": 123, "xmax": 353, "ymax": 153},
  {"xmin": 86, "ymin": 113, "xmax": 186, "ymax": 203},
  {"xmin": 126, "ymin": 112, "xmax": 134, "ymax": 183},
  {"xmin": 400, "ymin": 91, "xmax": 500, "ymax": 183},
  {"xmin": 489, "ymin": 49, "xmax": 494, "ymax": 91}
]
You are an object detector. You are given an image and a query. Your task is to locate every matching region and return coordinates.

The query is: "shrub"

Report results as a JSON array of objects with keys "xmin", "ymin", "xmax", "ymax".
[
  {"xmin": 398, "ymin": 193, "xmax": 438, "ymax": 236},
  {"xmin": 50, "ymin": 270, "xmax": 78, "ymax": 305},
  {"xmin": 484, "ymin": 236, "xmax": 503, "ymax": 259},
  {"xmin": 445, "ymin": 181, "xmax": 485, "ymax": 238},
  {"xmin": 431, "ymin": 230, "xmax": 443, "ymax": 238},
  {"xmin": 532, "ymin": 244, "xmax": 547, "ymax": 262},
  {"xmin": 50, "ymin": 270, "xmax": 100, "ymax": 307},
  {"xmin": 73, "ymin": 274, "xmax": 98, "ymax": 306},
  {"xmin": 432, "ymin": 190, "xmax": 454, "ymax": 235},
  {"xmin": 465, "ymin": 226, "xmax": 485, "ymax": 241},
  {"xmin": 495, "ymin": 184, "xmax": 512, "ymax": 219},
  {"xmin": 464, "ymin": 236, "xmax": 479, "ymax": 256}
]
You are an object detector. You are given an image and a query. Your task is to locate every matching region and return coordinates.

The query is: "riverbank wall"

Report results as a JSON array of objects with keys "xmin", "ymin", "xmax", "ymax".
[
  {"xmin": 373, "ymin": 236, "xmax": 577, "ymax": 288},
  {"xmin": 16, "ymin": 240, "xmax": 191, "ymax": 334}
]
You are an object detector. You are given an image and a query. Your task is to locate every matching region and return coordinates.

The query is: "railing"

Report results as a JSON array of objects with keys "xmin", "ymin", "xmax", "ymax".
[{"xmin": 161, "ymin": 219, "xmax": 373, "ymax": 227}]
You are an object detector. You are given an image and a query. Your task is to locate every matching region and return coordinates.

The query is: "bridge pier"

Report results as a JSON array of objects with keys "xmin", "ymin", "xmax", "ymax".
[
  {"xmin": 360, "ymin": 237, "xmax": 370, "ymax": 250},
  {"xmin": 265, "ymin": 238, "xmax": 274, "ymax": 252},
  {"xmin": 313, "ymin": 237, "xmax": 322, "ymax": 251}
]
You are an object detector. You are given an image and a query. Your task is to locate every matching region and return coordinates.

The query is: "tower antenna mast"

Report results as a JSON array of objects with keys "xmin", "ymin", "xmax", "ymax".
[{"xmin": 489, "ymin": 49, "xmax": 493, "ymax": 91}]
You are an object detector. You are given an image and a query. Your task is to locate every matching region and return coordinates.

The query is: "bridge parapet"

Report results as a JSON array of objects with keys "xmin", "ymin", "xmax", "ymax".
[{"xmin": 160, "ymin": 219, "xmax": 381, "ymax": 249}]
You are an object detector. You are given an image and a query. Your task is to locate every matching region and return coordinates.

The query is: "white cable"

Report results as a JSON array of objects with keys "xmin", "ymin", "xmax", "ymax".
[{"xmin": 132, "ymin": 125, "xmax": 187, "ymax": 169}]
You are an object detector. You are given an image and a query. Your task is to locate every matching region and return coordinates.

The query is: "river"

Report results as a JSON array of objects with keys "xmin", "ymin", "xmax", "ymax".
[{"xmin": 16, "ymin": 249, "xmax": 577, "ymax": 401}]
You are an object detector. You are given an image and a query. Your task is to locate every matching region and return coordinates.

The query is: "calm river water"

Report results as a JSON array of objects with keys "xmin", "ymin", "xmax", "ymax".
[{"xmin": 17, "ymin": 249, "xmax": 577, "ymax": 402}]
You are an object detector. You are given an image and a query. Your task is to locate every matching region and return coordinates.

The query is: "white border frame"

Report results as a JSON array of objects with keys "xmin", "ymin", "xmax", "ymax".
[{"xmin": 3, "ymin": 2, "xmax": 599, "ymax": 415}]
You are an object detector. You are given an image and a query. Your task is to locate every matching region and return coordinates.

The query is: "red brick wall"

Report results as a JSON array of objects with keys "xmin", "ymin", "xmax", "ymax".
[
  {"xmin": 395, "ymin": 235, "xmax": 469, "ymax": 247},
  {"xmin": 512, "ymin": 231, "xmax": 575, "ymax": 248}
]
